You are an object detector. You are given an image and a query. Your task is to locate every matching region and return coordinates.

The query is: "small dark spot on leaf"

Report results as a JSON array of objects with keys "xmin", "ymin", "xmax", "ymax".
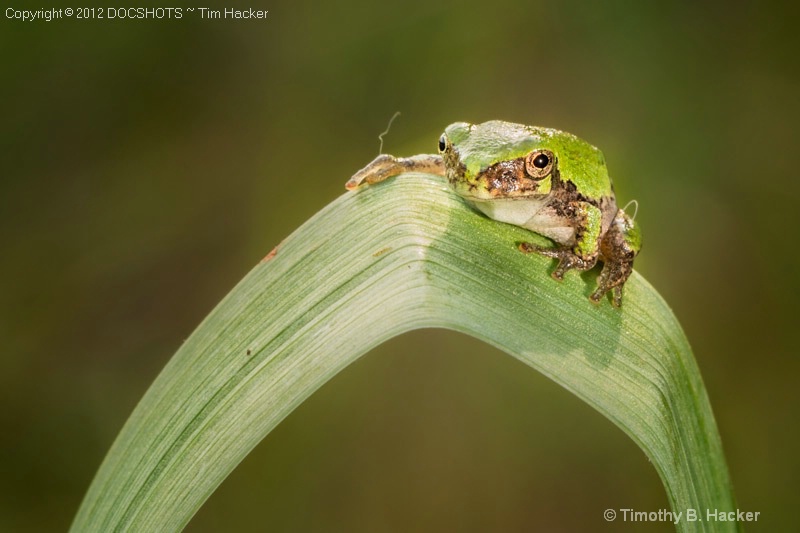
[{"xmin": 246, "ymin": 349, "xmax": 252, "ymax": 356}]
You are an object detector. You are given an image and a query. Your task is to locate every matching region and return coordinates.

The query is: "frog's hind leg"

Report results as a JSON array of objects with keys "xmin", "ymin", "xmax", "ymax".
[
  {"xmin": 590, "ymin": 209, "xmax": 641, "ymax": 307},
  {"xmin": 346, "ymin": 154, "xmax": 444, "ymax": 190}
]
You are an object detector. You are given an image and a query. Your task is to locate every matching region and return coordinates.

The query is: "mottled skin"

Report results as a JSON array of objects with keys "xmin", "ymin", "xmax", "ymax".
[{"xmin": 346, "ymin": 120, "xmax": 641, "ymax": 306}]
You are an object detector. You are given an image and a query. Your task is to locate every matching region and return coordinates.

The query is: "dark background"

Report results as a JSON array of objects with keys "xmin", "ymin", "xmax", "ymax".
[{"xmin": 1, "ymin": 1, "xmax": 797, "ymax": 531}]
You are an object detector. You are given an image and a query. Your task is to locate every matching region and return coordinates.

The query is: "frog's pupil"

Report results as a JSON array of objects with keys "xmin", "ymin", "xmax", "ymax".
[
  {"xmin": 533, "ymin": 153, "xmax": 549, "ymax": 169},
  {"xmin": 438, "ymin": 135, "xmax": 446, "ymax": 152}
]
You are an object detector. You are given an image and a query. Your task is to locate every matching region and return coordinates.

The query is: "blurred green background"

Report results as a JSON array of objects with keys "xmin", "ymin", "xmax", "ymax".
[{"xmin": 2, "ymin": 0, "xmax": 798, "ymax": 531}]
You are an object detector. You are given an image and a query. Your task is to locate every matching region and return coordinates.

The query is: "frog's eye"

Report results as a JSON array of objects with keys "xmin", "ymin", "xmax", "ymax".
[
  {"xmin": 532, "ymin": 154, "xmax": 549, "ymax": 168},
  {"xmin": 525, "ymin": 150, "xmax": 554, "ymax": 179},
  {"xmin": 438, "ymin": 134, "xmax": 447, "ymax": 153}
]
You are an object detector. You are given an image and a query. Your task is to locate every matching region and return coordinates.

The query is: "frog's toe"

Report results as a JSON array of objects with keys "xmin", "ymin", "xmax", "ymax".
[
  {"xmin": 518, "ymin": 242, "xmax": 547, "ymax": 255},
  {"xmin": 589, "ymin": 289, "xmax": 604, "ymax": 304},
  {"xmin": 552, "ymin": 259, "xmax": 572, "ymax": 280},
  {"xmin": 613, "ymin": 286, "xmax": 623, "ymax": 307},
  {"xmin": 589, "ymin": 285, "xmax": 618, "ymax": 307},
  {"xmin": 518, "ymin": 243, "xmax": 569, "ymax": 261}
]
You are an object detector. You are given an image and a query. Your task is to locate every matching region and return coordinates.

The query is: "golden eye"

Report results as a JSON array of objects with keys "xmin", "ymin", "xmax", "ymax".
[
  {"xmin": 438, "ymin": 134, "xmax": 447, "ymax": 152},
  {"xmin": 525, "ymin": 150, "xmax": 554, "ymax": 179}
]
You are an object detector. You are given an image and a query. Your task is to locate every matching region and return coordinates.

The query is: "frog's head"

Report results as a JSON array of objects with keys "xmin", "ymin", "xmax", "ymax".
[{"xmin": 439, "ymin": 120, "xmax": 608, "ymax": 201}]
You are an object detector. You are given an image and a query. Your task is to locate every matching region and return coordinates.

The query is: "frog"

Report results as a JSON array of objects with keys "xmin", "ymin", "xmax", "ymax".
[{"xmin": 345, "ymin": 120, "xmax": 641, "ymax": 307}]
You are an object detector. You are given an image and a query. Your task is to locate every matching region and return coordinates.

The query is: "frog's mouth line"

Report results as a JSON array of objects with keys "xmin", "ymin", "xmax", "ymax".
[{"xmin": 456, "ymin": 191, "xmax": 547, "ymax": 201}]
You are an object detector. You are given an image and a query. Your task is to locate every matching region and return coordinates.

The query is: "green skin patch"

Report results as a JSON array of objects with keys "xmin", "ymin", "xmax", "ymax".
[
  {"xmin": 346, "ymin": 120, "xmax": 641, "ymax": 307},
  {"xmin": 444, "ymin": 121, "xmax": 613, "ymax": 201}
]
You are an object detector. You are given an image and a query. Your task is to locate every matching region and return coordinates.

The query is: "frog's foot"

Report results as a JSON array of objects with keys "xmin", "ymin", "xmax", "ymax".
[
  {"xmin": 346, "ymin": 154, "xmax": 444, "ymax": 190},
  {"xmin": 518, "ymin": 243, "xmax": 598, "ymax": 280},
  {"xmin": 590, "ymin": 256, "xmax": 633, "ymax": 307}
]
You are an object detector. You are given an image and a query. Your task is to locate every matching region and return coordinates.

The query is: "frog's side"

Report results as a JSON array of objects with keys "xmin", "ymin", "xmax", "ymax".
[{"xmin": 346, "ymin": 120, "xmax": 641, "ymax": 307}]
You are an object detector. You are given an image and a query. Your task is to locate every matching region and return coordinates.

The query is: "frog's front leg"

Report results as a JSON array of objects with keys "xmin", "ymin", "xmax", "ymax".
[
  {"xmin": 518, "ymin": 201, "xmax": 603, "ymax": 280},
  {"xmin": 346, "ymin": 154, "xmax": 444, "ymax": 190}
]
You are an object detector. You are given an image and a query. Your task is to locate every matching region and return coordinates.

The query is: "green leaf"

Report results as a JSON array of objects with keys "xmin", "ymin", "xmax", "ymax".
[{"xmin": 71, "ymin": 173, "xmax": 738, "ymax": 532}]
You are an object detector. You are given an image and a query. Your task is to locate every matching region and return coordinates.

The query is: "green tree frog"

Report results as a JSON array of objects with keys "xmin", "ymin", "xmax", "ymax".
[{"xmin": 345, "ymin": 120, "xmax": 641, "ymax": 307}]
